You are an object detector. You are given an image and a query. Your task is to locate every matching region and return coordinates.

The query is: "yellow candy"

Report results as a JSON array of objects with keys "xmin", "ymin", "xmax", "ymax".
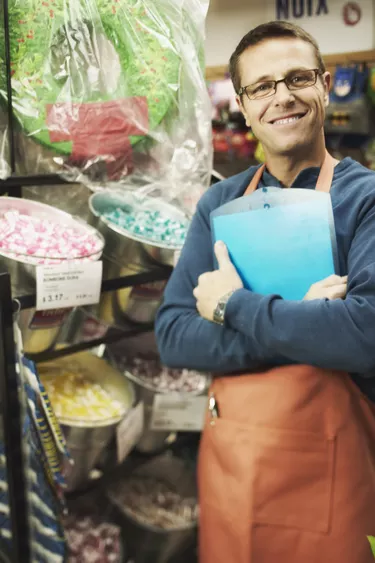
[{"xmin": 41, "ymin": 371, "xmax": 124, "ymax": 421}]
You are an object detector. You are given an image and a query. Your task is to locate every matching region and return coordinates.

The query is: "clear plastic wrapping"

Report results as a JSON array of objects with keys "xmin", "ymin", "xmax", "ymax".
[
  {"xmin": 0, "ymin": 3, "xmax": 10, "ymax": 180},
  {"xmin": 0, "ymin": 0, "xmax": 212, "ymax": 213}
]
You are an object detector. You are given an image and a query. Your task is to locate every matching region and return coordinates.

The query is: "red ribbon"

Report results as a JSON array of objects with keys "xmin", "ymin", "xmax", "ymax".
[{"xmin": 46, "ymin": 97, "xmax": 149, "ymax": 178}]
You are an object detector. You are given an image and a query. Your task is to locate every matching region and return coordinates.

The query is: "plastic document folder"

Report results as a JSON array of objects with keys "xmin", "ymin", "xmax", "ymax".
[{"xmin": 210, "ymin": 187, "xmax": 338, "ymax": 301}]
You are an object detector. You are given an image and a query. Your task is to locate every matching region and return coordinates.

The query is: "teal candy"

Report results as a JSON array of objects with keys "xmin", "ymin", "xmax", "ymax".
[{"xmin": 102, "ymin": 206, "xmax": 187, "ymax": 246}]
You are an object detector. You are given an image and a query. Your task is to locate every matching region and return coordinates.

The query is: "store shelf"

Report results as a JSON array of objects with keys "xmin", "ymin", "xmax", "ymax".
[
  {"xmin": 0, "ymin": 270, "xmax": 31, "ymax": 562},
  {"xmin": 0, "ymin": 0, "xmax": 208, "ymax": 556},
  {"xmin": 0, "ymin": 174, "xmax": 74, "ymax": 191},
  {"xmin": 30, "ymin": 322, "xmax": 154, "ymax": 363},
  {"xmin": 15, "ymin": 264, "xmax": 172, "ymax": 310}
]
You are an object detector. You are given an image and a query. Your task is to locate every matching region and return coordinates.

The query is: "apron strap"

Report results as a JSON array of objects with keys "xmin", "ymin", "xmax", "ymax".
[
  {"xmin": 244, "ymin": 164, "xmax": 266, "ymax": 196},
  {"xmin": 244, "ymin": 150, "xmax": 338, "ymax": 196},
  {"xmin": 315, "ymin": 151, "xmax": 338, "ymax": 193}
]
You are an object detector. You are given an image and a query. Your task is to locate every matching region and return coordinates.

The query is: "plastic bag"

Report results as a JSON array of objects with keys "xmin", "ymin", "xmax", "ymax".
[
  {"xmin": 0, "ymin": 3, "xmax": 10, "ymax": 180},
  {"xmin": 0, "ymin": 0, "xmax": 212, "ymax": 213}
]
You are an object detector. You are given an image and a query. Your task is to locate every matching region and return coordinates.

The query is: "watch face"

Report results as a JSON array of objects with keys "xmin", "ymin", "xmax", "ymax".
[{"xmin": 213, "ymin": 301, "xmax": 225, "ymax": 324}]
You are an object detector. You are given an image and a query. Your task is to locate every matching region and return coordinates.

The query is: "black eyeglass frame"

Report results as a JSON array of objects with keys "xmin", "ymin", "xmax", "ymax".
[{"xmin": 238, "ymin": 68, "xmax": 324, "ymax": 100}]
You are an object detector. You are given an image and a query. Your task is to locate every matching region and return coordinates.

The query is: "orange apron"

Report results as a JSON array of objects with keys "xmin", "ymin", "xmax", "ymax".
[{"xmin": 198, "ymin": 154, "xmax": 375, "ymax": 563}]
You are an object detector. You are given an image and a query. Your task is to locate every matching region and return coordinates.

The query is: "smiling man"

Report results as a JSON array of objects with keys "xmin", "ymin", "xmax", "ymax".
[{"xmin": 155, "ymin": 21, "xmax": 375, "ymax": 563}]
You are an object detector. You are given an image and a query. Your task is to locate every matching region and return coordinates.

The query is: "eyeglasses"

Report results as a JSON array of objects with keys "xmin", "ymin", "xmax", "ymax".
[{"xmin": 238, "ymin": 69, "xmax": 323, "ymax": 101}]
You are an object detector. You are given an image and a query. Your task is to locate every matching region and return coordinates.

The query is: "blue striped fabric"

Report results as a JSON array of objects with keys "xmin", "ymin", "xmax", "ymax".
[{"xmin": 0, "ymin": 356, "xmax": 67, "ymax": 562}]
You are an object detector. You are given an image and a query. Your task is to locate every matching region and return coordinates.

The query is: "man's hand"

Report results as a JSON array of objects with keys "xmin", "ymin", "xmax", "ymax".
[
  {"xmin": 303, "ymin": 274, "xmax": 348, "ymax": 301},
  {"xmin": 193, "ymin": 241, "xmax": 243, "ymax": 321}
]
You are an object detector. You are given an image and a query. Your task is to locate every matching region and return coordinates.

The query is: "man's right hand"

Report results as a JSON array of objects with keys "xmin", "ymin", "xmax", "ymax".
[{"xmin": 303, "ymin": 275, "xmax": 348, "ymax": 301}]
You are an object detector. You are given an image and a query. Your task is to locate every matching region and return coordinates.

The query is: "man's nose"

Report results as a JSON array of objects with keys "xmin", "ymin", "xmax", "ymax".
[{"xmin": 273, "ymin": 81, "xmax": 296, "ymax": 105}]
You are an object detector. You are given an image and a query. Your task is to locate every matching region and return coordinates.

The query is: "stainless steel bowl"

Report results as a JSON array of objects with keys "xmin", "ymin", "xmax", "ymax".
[
  {"xmin": 95, "ymin": 258, "xmax": 167, "ymax": 327},
  {"xmin": 107, "ymin": 455, "xmax": 198, "ymax": 563},
  {"xmin": 38, "ymin": 351, "xmax": 135, "ymax": 491},
  {"xmin": 19, "ymin": 307, "xmax": 75, "ymax": 356},
  {"xmin": 0, "ymin": 197, "xmax": 104, "ymax": 354},
  {"xmin": 88, "ymin": 190, "xmax": 189, "ymax": 267},
  {"xmin": 0, "ymin": 196, "xmax": 104, "ymax": 289},
  {"xmin": 123, "ymin": 365, "xmax": 210, "ymax": 454}
]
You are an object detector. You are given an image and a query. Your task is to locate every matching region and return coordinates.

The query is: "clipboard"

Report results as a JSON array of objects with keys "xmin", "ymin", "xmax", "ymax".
[{"xmin": 210, "ymin": 188, "xmax": 338, "ymax": 300}]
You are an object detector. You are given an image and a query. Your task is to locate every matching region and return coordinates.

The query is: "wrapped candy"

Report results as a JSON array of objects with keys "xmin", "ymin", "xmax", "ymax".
[
  {"xmin": 112, "ymin": 476, "xmax": 198, "ymax": 530},
  {"xmin": 64, "ymin": 515, "xmax": 121, "ymax": 562},
  {"xmin": 0, "ymin": 210, "xmax": 102, "ymax": 265},
  {"xmin": 41, "ymin": 371, "xmax": 125, "ymax": 421},
  {"xmin": 120, "ymin": 356, "xmax": 207, "ymax": 393},
  {"xmin": 102, "ymin": 206, "xmax": 187, "ymax": 247}
]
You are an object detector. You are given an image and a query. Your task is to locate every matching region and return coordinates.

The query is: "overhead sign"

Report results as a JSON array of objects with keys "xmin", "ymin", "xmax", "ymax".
[
  {"xmin": 267, "ymin": 0, "xmax": 373, "ymax": 55},
  {"xmin": 276, "ymin": 0, "xmax": 329, "ymax": 19}
]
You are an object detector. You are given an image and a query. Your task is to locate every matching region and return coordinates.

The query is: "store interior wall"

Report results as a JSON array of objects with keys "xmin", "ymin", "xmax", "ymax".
[{"xmin": 205, "ymin": 0, "xmax": 375, "ymax": 67}]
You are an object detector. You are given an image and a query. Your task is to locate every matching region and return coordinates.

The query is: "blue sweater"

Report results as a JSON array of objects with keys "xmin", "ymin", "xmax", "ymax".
[{"xmin": 155, "ymin": 158, "xmax": 375, "ymax": 400}]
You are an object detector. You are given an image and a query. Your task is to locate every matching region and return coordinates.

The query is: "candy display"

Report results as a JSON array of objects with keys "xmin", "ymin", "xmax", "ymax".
[
  {"xmin": 41, "ymin": 371, "xmax": 126, "ymax": 421},
  {"xmin": 102, "ymin": 206, "xmax": 187, "ymax": 247},
  {"xmin": 0, "ymin": 0, "xmax": 180, "ymax": 173},
  {"xmin": 0, "ymin": 0, "xmax": 212, "ymax": 199},
  {"xmin": 64, "ymin": 515, "xmax": 121, "ymax": 563},
  {"xmin": 39, "ymin": 352, "xmax": 134, "ymax": 491},
  {"xmin": 111, "ymin": 476, "xmax": 198, "ymax": 529},
  {"xmin": 120, "ymin": 356, "xmax": 207, "ymax": 393},
  {"xmin": 0, "ymin": 210, "xmax": 103, "ymax": 265}
]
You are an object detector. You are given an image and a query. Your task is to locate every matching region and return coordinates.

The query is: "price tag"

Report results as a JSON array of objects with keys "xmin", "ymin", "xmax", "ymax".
[
  {"xmin": 116, "ymin": 402, "xmax": 144, "ymax": 464},
  {"xmin": 150, "ymin": 395, "xmax": 208, "ymax": 432},
  {"xmin": 36, "ymin": 261, "xmax": 103, "ymax": 311}
]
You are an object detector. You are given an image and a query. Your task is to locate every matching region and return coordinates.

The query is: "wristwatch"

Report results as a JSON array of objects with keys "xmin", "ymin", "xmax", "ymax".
[{"xmin": 213, "ymin": 290, "xmax": 236, "ymax": 325}]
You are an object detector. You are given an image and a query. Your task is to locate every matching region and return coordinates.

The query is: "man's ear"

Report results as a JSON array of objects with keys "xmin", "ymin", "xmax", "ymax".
[
  {"xmin": 236, "ymin": 95, "xmax": 251, "ymax": 127},
  {"xmin": 323, "ymin": 72, "xmax": 331, "ymax": 107}
]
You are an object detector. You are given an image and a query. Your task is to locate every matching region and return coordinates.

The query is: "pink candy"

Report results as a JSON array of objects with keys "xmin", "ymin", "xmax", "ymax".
[
  {"xmin": 0, "ymin": 210, "xmax": 102, "ymax": 265},
  {"xmin": 64, "ymin": 515, "xmax": 121, "ymax": 562}
]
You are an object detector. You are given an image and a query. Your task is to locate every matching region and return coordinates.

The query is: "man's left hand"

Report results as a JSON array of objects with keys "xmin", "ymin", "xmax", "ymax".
[{"xmin": 193, "ymin": 241, "xmax": 243, "ymax": 321}]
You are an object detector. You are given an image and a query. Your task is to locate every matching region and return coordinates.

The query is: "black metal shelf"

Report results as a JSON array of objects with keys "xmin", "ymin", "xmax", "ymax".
[
  {"xmin": 15, "ymin": 264, "xmax": 172, "ymax": 310},
  {"xmin": 0, "ymin": 271, "xmax": 31, "ymax": 563},
  {"xmin": 0, "ymin": 0, "xmax": 222, "ymax": 555},
  {"xmin": 0, "ymin": 174, "xmax": 74, "ymax": 191},
  {"xmin": 30, "ymin": 321, "xmax": 154, "ymax": 364}
]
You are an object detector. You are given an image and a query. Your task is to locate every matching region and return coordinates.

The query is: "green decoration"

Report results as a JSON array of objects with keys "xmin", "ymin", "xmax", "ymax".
[{"xmin": 0, "ymin": 0, "xmax": 181, "ymax": 156}]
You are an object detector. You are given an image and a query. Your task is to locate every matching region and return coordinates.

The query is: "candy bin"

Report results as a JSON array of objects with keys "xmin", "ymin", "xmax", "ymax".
[
  {"xmin": 108, "ymin": 340, "xmax": 210, "ymax": 454},
  {"xmin": 38, "ymin": 350, "xmax": 135, "ymax": 491},
  {"xmin": 88, "ymin": 190, "xmax": 189, "ymax": 267},
  {"xmin": 0, "ymin": 197, "xmax": 104, "ymax": 354},
  {"xmin": 107, "ymin": 454, "xmax": 198, "ymax": 563},
  {"xmin": 64, "ymin": 489, "xmax": 125, "ymax": 563},
  {"xmin": 87, "ymin": 190, "xmax": 189, "ymax": 326}
]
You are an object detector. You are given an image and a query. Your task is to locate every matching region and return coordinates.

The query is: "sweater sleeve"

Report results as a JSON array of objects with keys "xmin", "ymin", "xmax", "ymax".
[
  {"xmin": 155, "ymin": 190, "xmax": 288, "ymax": 373},
  {"xmin": 225, "ymin": 194, "xmax": 375, "ymax": 374}
]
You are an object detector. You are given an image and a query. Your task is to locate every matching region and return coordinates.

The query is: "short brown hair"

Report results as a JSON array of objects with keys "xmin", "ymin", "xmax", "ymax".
[{"xmin": 229, "ymin": 21, "xmax": 326, "ymax": 94}]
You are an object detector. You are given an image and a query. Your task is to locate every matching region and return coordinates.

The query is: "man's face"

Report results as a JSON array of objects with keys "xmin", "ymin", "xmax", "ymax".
[{"xmin": 237, "ymin": 38, "xmax": 331, "ymax": 157}]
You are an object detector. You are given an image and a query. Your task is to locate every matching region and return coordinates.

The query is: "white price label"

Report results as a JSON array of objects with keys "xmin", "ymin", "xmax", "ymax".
[
  {"xmin": 151, "ymin": 395, "xmax": 208, "ymax": 432},
  {"xmin": 36, "ymin": 261, "xmax": 103, "ymax": 311},
  {"xmin": 116, "ymin": 402, "xmax": 144, "ymax": 464}
]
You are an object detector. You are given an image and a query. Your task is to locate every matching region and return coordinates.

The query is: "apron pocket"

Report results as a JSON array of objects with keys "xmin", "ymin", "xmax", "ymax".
[
  {"xmin": 198, "ymin": 419, "xmax": 335, "ymax": 536},
  {"xmin": 252, "ymin": 426, "xmax": 335, "ymax": 534}
]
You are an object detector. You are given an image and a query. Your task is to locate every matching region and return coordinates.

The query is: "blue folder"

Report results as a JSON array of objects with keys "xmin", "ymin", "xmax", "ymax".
[{"xmin": 210, "ymin": 188, "xmax": 338, "ymax": 301}]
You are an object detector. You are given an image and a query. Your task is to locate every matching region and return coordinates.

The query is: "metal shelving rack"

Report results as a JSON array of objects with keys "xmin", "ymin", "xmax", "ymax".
[
  {"xmin": 0, "ymin": 1, "xmax": 173, "ymax": 560},
  {"xmin": 0, "ymin": 1, "xmax": 222, "ymax": 560},
  {"xmin": 0, "ymin": 270, "xmax": 31, "ymax": 563}
]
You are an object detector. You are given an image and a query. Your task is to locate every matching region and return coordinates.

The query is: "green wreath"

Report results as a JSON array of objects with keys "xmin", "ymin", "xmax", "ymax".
[{"xmin": 0, "ymin": 0, "xmax": 181, "ymax": 155}]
